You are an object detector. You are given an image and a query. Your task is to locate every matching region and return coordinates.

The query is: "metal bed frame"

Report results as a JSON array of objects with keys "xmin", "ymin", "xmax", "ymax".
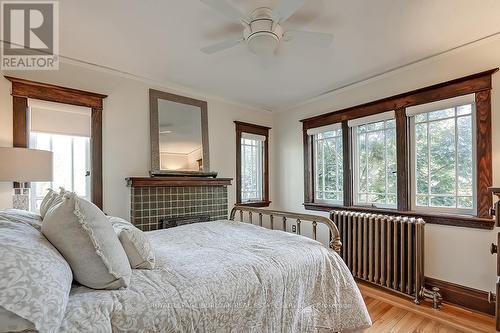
[{"xmin": 229, "ymin": 205, "xmax": 342, "ymax": 253}]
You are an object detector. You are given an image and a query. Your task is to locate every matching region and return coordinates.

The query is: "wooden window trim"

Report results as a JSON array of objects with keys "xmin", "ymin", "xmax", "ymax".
[
  {"xmin": 301, "ymin": 69, "xmax": 498, "ymax": 230},
  {"xmin": 5, "ymin": 76, "xmax": 107, "ymax": 210},
  {"xmin": 235, "ymin": 121, "xmax": 271, "ymax": 207}
]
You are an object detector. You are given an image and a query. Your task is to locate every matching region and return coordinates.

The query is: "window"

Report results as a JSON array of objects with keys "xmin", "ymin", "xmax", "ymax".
[
  {"xmin": 408, "ymin": 94, "xmax": 476, "ymax": 214},
  {"xmin": 235, "ymin": 121, "xmax": 270, "ymax": 207},
  {"xmin": 308, "ymin": 124, "xmax": 343, "ymax": 204},
  {"xmin": 241, "ymin": 135, "xmax": 264, "ymax": 202},
  {"xmin": 301, "ymin": 69, "xmax": 495, "ymax": 229},
  {"xmin": 30, "ymin": 132, "xmax": 91, "ymax": 210},
  {"xmin": 27, "ymin": 99, "xmax": 92, "ymax": 212},
  {"xmin": 8, "ymin": 77, "xmax": 105, "ymax": 208},
  {"xmin": 350, "ymin": 112, "xmax": 397, "ymax": 208}
]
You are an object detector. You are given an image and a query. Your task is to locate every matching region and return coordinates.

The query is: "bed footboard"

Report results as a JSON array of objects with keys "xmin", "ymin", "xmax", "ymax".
[{"xmin": 229, "ymin": 205, "xmax": 342, "ymax": 253}]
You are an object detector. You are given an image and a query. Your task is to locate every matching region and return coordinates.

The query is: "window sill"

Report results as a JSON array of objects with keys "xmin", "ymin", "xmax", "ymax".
[
  {"xmin": 303, "ymin": 202, "xmax": 495, "ymax": 230},
  {"xmin": 237, "ymin": 201, "xmax": 271, "ymax": 208}
]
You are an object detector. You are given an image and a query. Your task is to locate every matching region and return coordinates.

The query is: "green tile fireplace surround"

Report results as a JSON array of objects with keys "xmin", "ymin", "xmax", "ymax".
[{"xmin": 126, "ymin": 177, "xmax": 232, "ymax": 231}]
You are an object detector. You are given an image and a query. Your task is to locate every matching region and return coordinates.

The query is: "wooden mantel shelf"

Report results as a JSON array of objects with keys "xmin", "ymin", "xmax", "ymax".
[{"xmin": 126, "ymin": 177, "xmax": 232, "ymax": 187}]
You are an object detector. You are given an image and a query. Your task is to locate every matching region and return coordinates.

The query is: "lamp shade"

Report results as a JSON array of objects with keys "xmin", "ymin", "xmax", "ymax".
[{"xmin": 0, "ymin": 147, "xmax": 53, "ymax": 182}]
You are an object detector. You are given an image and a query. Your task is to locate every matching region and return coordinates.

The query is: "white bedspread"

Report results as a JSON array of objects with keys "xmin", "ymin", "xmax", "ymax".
[{"xmin": 60, "ymin": 220, "xmax": 371, "ymax": 332}]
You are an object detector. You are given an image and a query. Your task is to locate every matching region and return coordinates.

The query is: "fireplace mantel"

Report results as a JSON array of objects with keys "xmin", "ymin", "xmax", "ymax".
[{"xmin": 126, "ymin": 177, "xmax": 232, "ymax": 187}]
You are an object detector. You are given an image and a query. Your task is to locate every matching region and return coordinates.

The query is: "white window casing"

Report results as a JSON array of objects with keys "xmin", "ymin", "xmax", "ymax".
[
  {"xmin": 408, "ymin": 96, "xmax": 477, "ymax": 215},
  {"xmin": 240, "ymin": 135, "xmax": 264, "ymax": 202},
  {"xmin": 313, "ymin": 126, "xmax": 343, "ymax": 204},
  {"xmin": 351, "ymin": 112, "xmax": 397, "ymax": 208}
]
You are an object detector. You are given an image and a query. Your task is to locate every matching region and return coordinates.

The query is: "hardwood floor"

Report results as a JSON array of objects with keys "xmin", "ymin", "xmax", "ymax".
[{"xmin": 358, "ymin": 282, "xmax": 496, "ymax": 333}]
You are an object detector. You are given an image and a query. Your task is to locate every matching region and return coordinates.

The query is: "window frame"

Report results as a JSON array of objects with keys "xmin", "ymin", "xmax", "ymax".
[
  {"xmin": 312, "ymin": 127, "xmax": 344, "ymax": 205},
  {"xmin": 301, "ymin": 69, "xmax": 498, "ymax": 230},
  {"xmin": 235, "ymin": 121, "xmax": 271, "ymax": 207},
  {"xmin": 408, "ymin": 98, "xmax": 477, "ymax": 215},
  {"xmin": 29, "ymin": 132, "xmax": 91, "ymax": 210},
  {"xmin": 351, "ymin": 115, "xmax": 398, "ymax": 209},
  {"xmin": 240, "ymin": 134, "xmax": 265, "ymax": 203},
  {"xmin": 7, "ymin": 76, "xmax": 107, "ymax": 209}
]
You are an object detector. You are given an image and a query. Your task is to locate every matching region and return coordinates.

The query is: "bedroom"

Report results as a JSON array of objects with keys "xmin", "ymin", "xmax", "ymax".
[{"xmin": 1, "ymin": 0, "xmax": 500, "ymax": 332}]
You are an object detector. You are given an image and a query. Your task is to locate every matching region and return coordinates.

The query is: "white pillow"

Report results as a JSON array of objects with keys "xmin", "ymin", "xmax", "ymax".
[
  {"xmin": 42, "ymin": 193, "xmax": 132, "ymax": 289},
  {"xmin": 40, "ymin": 187, "xmax": 66, "ymax": 219},
  {"xmin": 0, "ymin": 210, "xmax": 73, "ymax": 333},
  {"xmin": 108, "ymin": 216, "xmax": 155, "ymax": 269},
  {"xmin": 39, "ymin": 188, "xmax": 57, "ymax": 218}
]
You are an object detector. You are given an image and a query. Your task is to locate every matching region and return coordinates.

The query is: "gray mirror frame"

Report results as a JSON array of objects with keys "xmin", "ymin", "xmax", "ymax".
[{"xmin": 149, "ymin": 89, "xmax": 210, "ymax": 175}]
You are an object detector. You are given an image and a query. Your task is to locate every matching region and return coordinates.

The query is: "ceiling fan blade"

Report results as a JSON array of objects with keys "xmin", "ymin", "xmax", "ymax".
[
  {"xmin": 200, "ymin": 0, "xmax": 248, "ymax": 23},
  {"xmin": 201, "ymin": 39, "xmax": 244, "ymax": 54},
  {"xmin": 272, "ymin": 0, "xmax": 305, "ymax": 23},
  {"xmin": 283, "ymin": 30, "xmax": 333, "ymax": 48}
]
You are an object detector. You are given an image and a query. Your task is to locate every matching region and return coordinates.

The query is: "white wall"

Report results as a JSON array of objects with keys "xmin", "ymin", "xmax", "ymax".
[
  {"xmin": 0, "ymin": 62, "xmax": 273, "ymax": 220},
  {"xmin": 102, "ymin": 78, "xmax": 273, "ymax": 218},
  {"xmin": 272, "ymin": 36, "xmax": 500, "ymax": 292}
]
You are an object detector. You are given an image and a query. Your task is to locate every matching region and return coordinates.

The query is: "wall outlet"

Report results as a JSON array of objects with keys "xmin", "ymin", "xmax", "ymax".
[{"xmin": 291, "ymin": 224, "xmax": 296, "ymax": 233}]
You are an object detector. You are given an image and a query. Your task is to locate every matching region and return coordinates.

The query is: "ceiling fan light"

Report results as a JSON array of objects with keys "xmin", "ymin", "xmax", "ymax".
[{"xmin": 247, "ymin": 32, "xmax": 279, "ymax": 56}]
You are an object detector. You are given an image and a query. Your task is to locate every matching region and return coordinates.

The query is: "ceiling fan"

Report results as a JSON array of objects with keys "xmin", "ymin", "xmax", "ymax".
[{"xmin": 200, "ymin": 0, "xmax": 333, "ymax": 56}]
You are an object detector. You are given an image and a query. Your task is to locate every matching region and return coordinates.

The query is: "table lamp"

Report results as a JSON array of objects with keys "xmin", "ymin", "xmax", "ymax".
[{"xmin": 0, "ymin": 147, "xmax": 53, "ymax": 210}]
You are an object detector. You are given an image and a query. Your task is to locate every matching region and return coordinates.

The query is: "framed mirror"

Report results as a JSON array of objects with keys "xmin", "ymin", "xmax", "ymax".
[{"xmin": 149, "ymin": 89, "xmax": 210, "ymax": 176}]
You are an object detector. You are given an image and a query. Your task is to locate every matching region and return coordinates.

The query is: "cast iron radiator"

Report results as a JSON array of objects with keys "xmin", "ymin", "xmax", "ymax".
[{"xmin": 331, "ymin": 210, "xmax": 441, "ymax": 306}]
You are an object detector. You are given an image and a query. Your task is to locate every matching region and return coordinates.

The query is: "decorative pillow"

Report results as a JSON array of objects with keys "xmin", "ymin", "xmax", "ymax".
[
  {"xmin": 0, "ymin": 210, "xmax": 73, "ymax": 333},
  {"xmin": 41, "ymin": 187, "xmax": 66, "ymax": 218},
  {"xmin": 39, "ymin": 188, "xmax": 57, "ymax": 219},
  {"xmin": 42, "ymin": 193, "xmax": 132, "ymax": 290},
  {"xmin": 108, "ymin": 216, "xmax": 155, "ymax": 269}
]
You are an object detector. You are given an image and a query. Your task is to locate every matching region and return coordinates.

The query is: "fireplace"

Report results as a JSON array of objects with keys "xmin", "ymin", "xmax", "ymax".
[
  {"xmin": 161, "ymin": 214, "xmax": 210, "ymax": 229},
  {"xmin": 127, "ymin": 177, "xmax": 232, "ymax": 231}
]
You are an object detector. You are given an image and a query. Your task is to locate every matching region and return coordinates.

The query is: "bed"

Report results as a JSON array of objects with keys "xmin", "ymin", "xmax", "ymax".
[{"xmin": 0, "ymin": 207, "xmax": 371, "ymax": 333}]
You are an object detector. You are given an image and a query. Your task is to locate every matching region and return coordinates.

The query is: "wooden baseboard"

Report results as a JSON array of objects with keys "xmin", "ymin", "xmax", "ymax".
[
  {"xmin": 358, "ymin": 281, "xmax": 495, "ymax": 333},
  {"xmin": 425, "ymin": 276, "xmax": 495, "ymax": 315}
]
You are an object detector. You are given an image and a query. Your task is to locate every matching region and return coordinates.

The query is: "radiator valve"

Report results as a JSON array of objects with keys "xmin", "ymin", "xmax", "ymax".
[
  {"xmin": 419, "ymin": 287, "xmax": 443, "ymax": 309},
  {"xmin": 488, "ymin": 291, "xmax": 496, "ymax": 303}
]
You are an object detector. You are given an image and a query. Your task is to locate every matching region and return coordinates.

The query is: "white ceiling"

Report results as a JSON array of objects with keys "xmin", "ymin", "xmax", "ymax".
[{"xmin": 56, "ymin": 0, "xmax": 500, "ymax": 110}]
